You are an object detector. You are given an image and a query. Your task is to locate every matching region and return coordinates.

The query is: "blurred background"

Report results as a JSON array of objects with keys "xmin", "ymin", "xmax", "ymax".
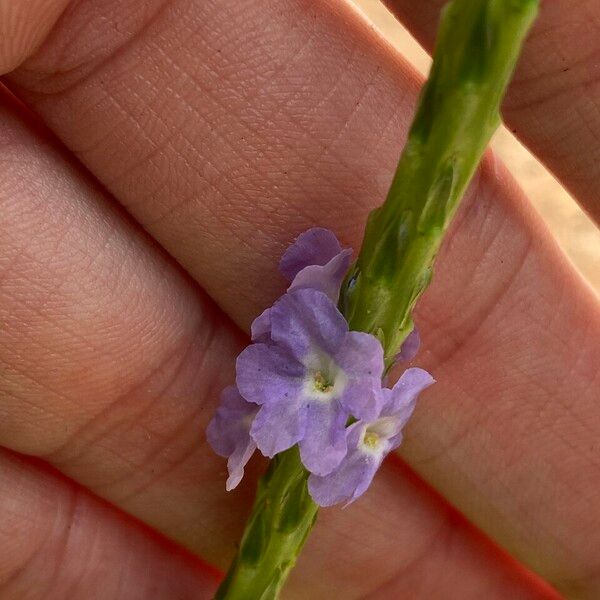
[{"xmin": 352, "ymin": 0, "xmax": 600, "ymax": 293}]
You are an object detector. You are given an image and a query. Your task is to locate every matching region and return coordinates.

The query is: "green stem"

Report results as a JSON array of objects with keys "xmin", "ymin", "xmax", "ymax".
[
  {"xmin": 215, "ymin": 448, "xmax": 317, "ymax": 600},
  {"xmin": 215, "ymin": 1, "xmax": 538, "ymax": 597},
  {"xmin": 342, "ymin": 0, "xmax": 539, "ymax": 366}
]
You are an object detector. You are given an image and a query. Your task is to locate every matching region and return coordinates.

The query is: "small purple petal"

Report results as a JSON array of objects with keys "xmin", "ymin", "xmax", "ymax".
[
  {"xmin": 383, "ymin": 367, "xmax": 435, "ymax": 421},
  {"xmin": 251, "ymin": 397, "xmax": 307, "ymax": 457},
  {"xmin": 339, "ymin": 376, "xmax": 381, "ymax": 422},
  {"xmin": 335, "ymin": 331, "xmax": 384, "ymax": 421},
  {"xmin": 395, "ymin": 328, "xmax": 421, "ymax": 362},
  {"xmin": 308, "ymin": 424, "xmax": 380, "ymax": 507},
  {"xmin": 226, "ymin": 437, "xmax": 257, "ymax": 491},
  {"xmin": 299, "ymin": 400, "xmax": 348, "ymax": 476},
  {"xmin": 236, "ymin": 343, "xmax": 304, "ymax": 405},
  {"xmin": 270, "ymin": 288, "xmax": 348, "ymax": 360},
  {"xmin": 380, "ymin": 367, "xmax": 434, "ymax": 449},
  {"xmin": 251, "ymin": 307, "xmax": 272, "ymax": 343},
  {"xmin": 206, "ymin": 386, "xmax": 256, "ymax": 457},
  {"xmin": 279, "ymin": 228, "xmax": 342, "ymax": 281},
  {"xmin": 288, "ymin": 249, "xmax": 352, "ymax": 302},
  {"xmin": 206, "ymin": 386, "xmax": 258, "ymax": 491},
  {"xmin": 336, "ymin": 331, "xmax": 384, "ymax": 379}
]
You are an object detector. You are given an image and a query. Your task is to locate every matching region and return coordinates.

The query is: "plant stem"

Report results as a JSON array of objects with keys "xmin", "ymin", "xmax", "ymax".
[
  {"xmin": 215, "ymin": 448, "xmax": 317, "ymax": 600},
  {"xmin": 342, "ymin": 0, "xmax": 539, "ymax": 366},
  {"xmin": 215, "ymin": 1, "xmax": 538, "ymax": 597}
]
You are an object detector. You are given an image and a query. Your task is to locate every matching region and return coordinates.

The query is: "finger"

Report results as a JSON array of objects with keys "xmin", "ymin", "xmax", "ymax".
[
  {"xmin": 0, "ymin": 449, "xmax": 217, "ymax": 598},
  {"xmin": 299, "ymin": 457, "xmax": 560, "ymax": 600},
  {"xmin": 0, "ymin": 87, "xmax": 250, "ymax": 563},
  {"xmin": 0, "ymin": 90, "xmax": 554, "ymax": 599},
  {"xmin": 0, "ymin": 0, "xmax": 71, "ymax": 75},
  {"xmin": 380, "ymin": 0, "xmax": 600, "ymax": 223},
  {"xmin": 5, "ymin": 0, "xmax": 600, "ymax": 596}
]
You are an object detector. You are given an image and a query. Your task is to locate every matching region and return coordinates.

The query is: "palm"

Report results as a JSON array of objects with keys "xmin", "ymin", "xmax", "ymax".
[{"xmin": 0, "ymin": 1, "xmax": 598, "ymax": 598}]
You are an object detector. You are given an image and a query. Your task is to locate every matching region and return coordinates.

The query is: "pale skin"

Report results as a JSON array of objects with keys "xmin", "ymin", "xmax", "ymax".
[{"xmin": 0, "ymin": 0, "xmax": 598, "ymax": 598}]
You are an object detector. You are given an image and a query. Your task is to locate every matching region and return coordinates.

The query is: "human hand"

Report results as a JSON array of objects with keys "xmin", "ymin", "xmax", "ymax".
[{"xmin": 0, "ymin": 1, "xmax": 598, "ymax": 598}]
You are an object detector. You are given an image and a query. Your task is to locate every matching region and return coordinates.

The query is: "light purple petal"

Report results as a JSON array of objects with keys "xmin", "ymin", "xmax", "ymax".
[
  {"xmin": 206, "ymin": 386, "xmax": 258, "ymax": 491},
  {"xmin": 378, "ymin": 367, "xmax": 434, "ymax": 450},
  {"xmin": 335, "ymin": 331, "xmax": 385, "ymax": 421},
  {"xmin": 250, "ymin": 397, "xmax": 307, "ymax": 457},
  {"xmin": 339, "ymin": 376, "xmax": 382, "ymax": 422},
  {"xmin": 298, "ymin": 400, "xmax": 348, "ymax": 476},
  {"xmin": 270, "ymin": 288, "xmax": 348, "ymax": 360},
  {"xmin": 206, "ymin": 386, "xmax": 257, "ymax": 457},
  {"xmin": 288, "ymin": 249, "xmax": 352, "ymax": 302},
  {"xmin": 236, "ymin": 343, "xmax": 304, "ymax": 405},
  {"xmin": 308, "ymin": 424, "xmax": 381, "ymax": 507},
  {"xmin": 383, "ymin": 367, "xmax": 435, "ymax": 421},
  {"xmin": 336, "ymin": 331, "xmax": 385, "ymax": 379},
  {"xmin": 251, "ymin": 307, "xmax": 271, "ymax": 343},
  {"xmin": 395, "ymin": 327, "xmax": 421, "ymax": 362},
  {"xmin": 226, "ymin": 436, "xmax": 257, "ymax": 491},
  {"xmin": 279, "ymin": 228, "xmax": 342, "ymax": 281}
]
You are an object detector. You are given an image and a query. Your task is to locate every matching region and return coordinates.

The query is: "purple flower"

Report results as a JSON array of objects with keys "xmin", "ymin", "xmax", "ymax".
[
  {"xmin": 209, "ymin": 227, "xmax": 434, "ymax": 498},
  {"xmin": 237, "ymin": 288, "xmax": 384, "ymax": 476},
  {"xmin": 279, "ymin": 228, "xmax": 345, "ymax": 280},
  {"xmin": 251, "ymin": 228, "xmax": 352, "ymax": 344},
  {"xmin": 308, "ymin": 368, "xmax": 434, "ymax": 507},
  {"xmin": 206, "ymin": 386, "xmax": 258, "ymax": 491},
  {"xmin": 280, "ymin": 227, "xmax": 352, "ymax": 302}
]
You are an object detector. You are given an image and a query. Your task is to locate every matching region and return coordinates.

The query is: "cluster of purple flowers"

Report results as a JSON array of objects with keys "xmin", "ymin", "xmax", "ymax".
[{"xmin": 207, "ymin": 229, "xmax": 434, "ymax": 506}]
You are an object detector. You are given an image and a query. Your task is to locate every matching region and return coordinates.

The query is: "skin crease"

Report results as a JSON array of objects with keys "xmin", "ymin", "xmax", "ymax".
[
  {"xmin": 0, "ymin": 0, "xmax": 71, "ymax": 74},
  {"xmin": 0, "ymin": 0, "xmax": 597, "ymax": 598},
  {"xmin": 0, "ymin": 449, "xmax": 218, "ymax": 598}
]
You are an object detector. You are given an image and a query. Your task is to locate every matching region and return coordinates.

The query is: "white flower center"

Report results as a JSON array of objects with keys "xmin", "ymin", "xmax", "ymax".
[
  {"xmin": 363, "ymin": 431, "xmax": 380, "ymax": 449},
  {"xmin": 302, "ymin": 349, "xmax": 347, "ymax": 401},
  {"xmin": 360, "ymin": 418, "xmax": 397, "ymax": 456},
  {"xmin": 312, "ymin": 371, "xmax": 334, "ymax": 393}
]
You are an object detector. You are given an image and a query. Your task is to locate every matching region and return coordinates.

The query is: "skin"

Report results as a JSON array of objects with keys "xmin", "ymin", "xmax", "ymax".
[{"xmin": 0, "ymin": 0, "xmax": 598, "ymax": 598}]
